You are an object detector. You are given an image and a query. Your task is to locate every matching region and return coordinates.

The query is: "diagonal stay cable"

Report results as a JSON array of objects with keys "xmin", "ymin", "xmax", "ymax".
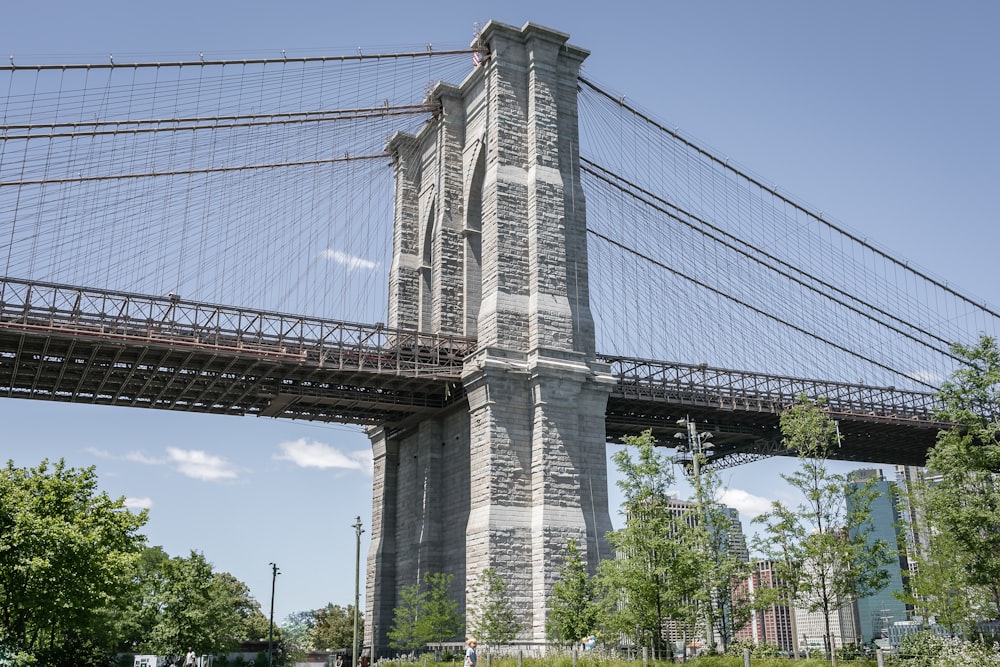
[
  {"xmin": 579, "ymin": 75, "xmax": 1000, "ymax": 321},
  {"xmin": 581, "ymin": 157, "xmax": 962, "ymax": 361},
  {"xmin": 586, "ymin": 224, "xmax": 941, "ymax": 391},
  {"xmin": 0, "ymin": 153, "xmax": 388, "ymax": 187},
  {"xmin": 0, "ymin": 104, "xmax": 435, "ymax": 140},
  {"xmin": 0, "ymin": 50, "xmax": 478, "ymax": 72}
]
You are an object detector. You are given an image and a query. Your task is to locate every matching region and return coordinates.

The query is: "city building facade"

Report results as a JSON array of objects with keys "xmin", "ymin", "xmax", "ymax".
[
  {"xmin": 849, "ymin": 468, "xmax": 909, "ymax": 644},
  {"xmin": 735, "ymin": 560, "xmax": 795, "ymax": 653},
  {"xmin": 794, "ymin": 598, "xmax": 860, "ymax": 653}
]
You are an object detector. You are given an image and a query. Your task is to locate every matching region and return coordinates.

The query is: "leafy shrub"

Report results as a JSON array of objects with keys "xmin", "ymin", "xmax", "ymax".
[
  {"xmin": 896, "ymin": 630, "xmax": 947, "ymax": 666},
  {"xmin": 0, "ymin": 646, "xmax": 37, "ymax": 667},
  {"xmin": 724, "ymin": 638, "xmax": 782, "ymax": 658},
  {"xmin": 895, "ymin": 633, "xmax": 1000, "ymax": 667},
  {"xmin": 836, "ymin": 643, "xmax": 868, "ymax": 660}
]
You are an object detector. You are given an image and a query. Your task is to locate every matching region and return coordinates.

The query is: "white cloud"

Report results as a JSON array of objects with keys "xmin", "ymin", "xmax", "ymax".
[
  {"xmin": 275, "ymin": 438, "xmax": 371, "ymax": 473},
  {"xmin": 125, "ymin": 497, "xmax": 154, "ymax": 510},
  {"xmin": 85, "ymin": 447, "xmax": 113, "ymax": 459},
  {"xmin": 126, "ymin": 451, "xmax": 165, "ymax": 465},
  {"xmin": 321, "ymin": 248, "xmax": 379, "ymax": 271},
  {"xmin": 88, "ymin": 444, "xmax": 237, "ymax": 481},
  {"xmin": 717, "ymin": 487, "xmax": 774, "ymax": 521},
  {"xmin": 166, "ymin": 447, "xmax": 239, "ymax": 481}
]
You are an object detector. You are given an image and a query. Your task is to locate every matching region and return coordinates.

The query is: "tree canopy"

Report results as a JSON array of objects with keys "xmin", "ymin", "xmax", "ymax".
[
  {"xmin": 920, "ymin": 335, "xmax": 1000, "ymax": 620},
  {"xmin": 546, "ymin": 539, "xmax": 600, "ymax": 644},
  {"xmin": 0, "ymin": 458, "xmax": 272, "ymax": 666},
  {"xmin": 763, "ymin": 398, "xmax": 892, "ymax": 665},
  {"xmin": 688, "ymin": 462, "xmax": 755, "ymax": 652},
  {"xmin": 387, "ymin": 572, "xmax": 460, "ymax": 651},
  {"xmin": 0, "ymin": 459, "xmax": 147, "ymax": 665},
  {"xmin": 466, "ymin": 568, "xmax": 520, "ymax": 648},
  {"xmin": 312, "ymin": 604, "xmax": 363, "ymax": 650},
  {"xmin": 597, "ymin": 430, "xmax": 699, "ymax": 658}
]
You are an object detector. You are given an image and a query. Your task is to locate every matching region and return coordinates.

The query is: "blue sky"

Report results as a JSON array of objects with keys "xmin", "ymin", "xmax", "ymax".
[{"xmin": 3, "ymin": 1, "xmax": 999, "ymax": 623}]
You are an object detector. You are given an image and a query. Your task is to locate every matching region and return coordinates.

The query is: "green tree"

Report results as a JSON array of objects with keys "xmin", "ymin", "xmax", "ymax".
[
  {"xmin": 546, "ymin": 539, "xmax": 600, "ymax": 644},
  {"xmin": 0, "ymin": 459, "xmax": 147, "ymax": 666},
  {"xmin": 418, "ymin": 573, "xmax": 462, "ymax": 646},
  {"xmin": 900, "ymin": 524, "xmax": 987, "ymax": 637},
  {"xmin": 467, "ymin": 568, "xmax": 521, "ymax": 648},
  {"xmin": 280, "ymin": 610, "xmax": 315, "ymax": 662},
  {"xmin": 753, "ymin": 500, "xmax": 806, "ymax": 656},
  {"xmin": 687, "ymin": 463, "xmax": 755, "ymax": 653},
  {"xmin": 596, "ymin": 430, "xmax": 699, "ymax": 659},
  {"xmin": 388, "ymin": 573, "xmax": 461, "ymax": 652},
  {"xmin": 114, "ymin": 546, "xmax": 268, "ymax": 655},
  {"xmin": 311, "ymin": 604, "xmax": 362, "ymax": 650},
  {"xmin": 113, "ymin": 546, "xmax": 172, "ymax": 653},
  {"xmin": 216, "ymin": 572, "xmax": 271, "ymax": 643},
  {"xmin": 777, "ymin": 397, "xmax": 892, "ymax": 665},
  {"xmin": 388, "ymin": 583, "xmax": 428, "ymax": 652},
  {"xmin": 924, "ymin": 335, "xmax": 1000, "ymax": 617},
  {"xmin": 140, "ymin": 551, "xmax": 263, "ymax": 659}
]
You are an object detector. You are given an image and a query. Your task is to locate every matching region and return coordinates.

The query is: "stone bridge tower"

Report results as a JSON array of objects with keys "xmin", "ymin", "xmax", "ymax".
[{"xmin": 366, "ymin": 21, "xmax": 614, "ymax": 652}]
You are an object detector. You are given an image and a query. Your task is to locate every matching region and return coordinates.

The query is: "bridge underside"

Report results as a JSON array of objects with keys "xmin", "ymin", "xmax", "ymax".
[
  {"xmin": 1, "ymin": 324, "xmax": 940, "ymax": 468},
  {"xmin": 604, "ymin": 395, "xmax": 938, "ymax": 469},
  {"xmin": 0, "ymin": 325, "xmax": 461, "ymax": 425}
]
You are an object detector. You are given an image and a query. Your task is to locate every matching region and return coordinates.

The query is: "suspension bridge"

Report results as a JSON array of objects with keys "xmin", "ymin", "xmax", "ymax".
[{"xmin": 2, "ymin": 20, "xmax": 996, "ymax": 648}]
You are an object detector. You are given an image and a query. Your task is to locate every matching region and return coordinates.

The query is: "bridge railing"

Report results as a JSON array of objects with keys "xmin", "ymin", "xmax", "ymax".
[
  {"xmin": 601, "ymin": 355, "xmax": 945, "ymax": 423},
  {"xmin": 0, "ymin": 278, "xmax": 954, "ymax": 416},
  {"xmin": 0, "ymin": 278, "xmax": 477, "ymax": 376}
]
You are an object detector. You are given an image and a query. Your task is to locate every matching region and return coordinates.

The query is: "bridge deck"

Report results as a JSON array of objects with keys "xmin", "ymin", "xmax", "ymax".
[
  {"xmin": 0, "ymin": 279, "xmax": 472, "ymax": 424},
  {"xmin": 0, "ymin": 279, "xmax": 948, "ymax": 466},
  {"xmin": 602, "ymin": 356, "xmax": 946, "ymax": 468}
]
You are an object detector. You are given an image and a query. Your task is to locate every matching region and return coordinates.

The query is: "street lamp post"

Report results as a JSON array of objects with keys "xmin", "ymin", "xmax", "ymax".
[
  {"xmin": 352, "ymin": 516, "xmax": 365, "ymax": 667},
  {"xmin": 268, "ymin": 562, "xmax": 280, "ymax": 667},
  {"xmin": 675, "ymin": 418, "xmax": 715, "ymax": 653}
]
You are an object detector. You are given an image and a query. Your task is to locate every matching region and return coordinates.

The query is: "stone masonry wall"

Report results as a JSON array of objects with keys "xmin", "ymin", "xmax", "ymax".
[
  {"xmin": 386, "ymin": 133, "xmax": 421, "ymax": 331},
  {"xmin": 368, "ymin": 21, "xmax": 613, "ymax": 653}
]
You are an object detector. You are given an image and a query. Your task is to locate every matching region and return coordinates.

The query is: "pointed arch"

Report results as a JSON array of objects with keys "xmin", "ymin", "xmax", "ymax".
[
  {"xmin": 419, "ymin": 201, "xmax": 436, "ymax": 332},
  {"xmin": 464, "ymin": 140, "xmax": 486, "ymax": 337}
]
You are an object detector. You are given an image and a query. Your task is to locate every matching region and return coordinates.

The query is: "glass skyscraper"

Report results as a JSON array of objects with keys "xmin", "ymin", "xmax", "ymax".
[{"xmin": 848, "ymin": 468, "xmax": 908, "ymax": 645}]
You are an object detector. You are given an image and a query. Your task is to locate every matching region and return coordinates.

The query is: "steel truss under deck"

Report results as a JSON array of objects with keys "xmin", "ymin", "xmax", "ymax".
[
  {"xmin": 602, "ymin": 356, "xmax": 949, "ymax": 468},
  {"xmin": 0, "ymin": 278, "xmax": 474, "ymax": 426},
  {"xmin": 1, "ymin": 278, "xmax": 952, "ymax": 466}
]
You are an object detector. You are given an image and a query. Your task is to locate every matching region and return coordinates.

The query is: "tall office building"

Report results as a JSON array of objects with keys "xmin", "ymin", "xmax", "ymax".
[
  {"xmin": 848, "ymin": 468, "xmax": 909, "ymax": 644},
  {"xmin": 735, "ymin": 560, "xmax": 795, "ymax": 652},
  {"xmin": 722, "ymin": 506, "xmax": 750, "ymax": 563},
  {"xmin": 794, "ymin": 598, "xmax": 860, "ymax": 652},
  {"xmin": 660, "ymin": 498, "xmax": 750, "ymax": 563},
  {"xmin": 894, "ymin": 465, "xmax": 938, "ymax": 578},
  {"xmin": 652, "ymin": 497, "xmax": 751, "ymax": 652}
]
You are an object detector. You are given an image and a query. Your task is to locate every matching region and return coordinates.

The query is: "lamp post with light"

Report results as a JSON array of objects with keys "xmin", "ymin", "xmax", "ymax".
[
  {"xmin": 352, "ymin": 516, "xmax": 364, "ymax": 667},
  {"xmin": 268, "ymin": 562, "xmax": 280, "ymax": 667},
  {"xmin": 675, "ymin": 418, "xmax": 716, "ymax": 653}
]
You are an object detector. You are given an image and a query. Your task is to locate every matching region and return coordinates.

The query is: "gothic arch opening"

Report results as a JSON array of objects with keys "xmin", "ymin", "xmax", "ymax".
[
  {"xmin": 419, "ymin": 201, "xmax": 435, "ymax": 332},
  {"xmin": 464, "ymin": 143, "xmax": 485, "ymax": 337}
]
